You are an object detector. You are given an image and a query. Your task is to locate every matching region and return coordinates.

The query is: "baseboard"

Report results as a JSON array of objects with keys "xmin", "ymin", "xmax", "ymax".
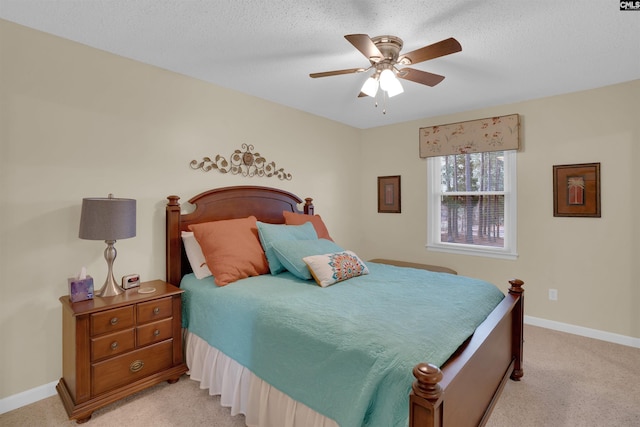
[
  {"xmin": 525, "ymin": 315, "xmax": 640, "ymax": 348},
  {"xmin": 0, "ymin": 380, "xmax": 57, "ymax": 415}
]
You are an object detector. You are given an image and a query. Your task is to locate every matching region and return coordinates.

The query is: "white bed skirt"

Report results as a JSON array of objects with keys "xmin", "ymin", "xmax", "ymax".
[{"xmin": 185, "ymin": 331, "xmax": 339, "ymax": 427}]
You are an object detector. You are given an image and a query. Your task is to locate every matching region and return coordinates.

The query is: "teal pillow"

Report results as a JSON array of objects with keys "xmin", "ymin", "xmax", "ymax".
[
  {"xmin": 271, "ymin": 239, "xmax": 345, "ymax": 280},
  {"xmin": 256, "ymin": 222, "xmax": 318, "ymax": 275}
]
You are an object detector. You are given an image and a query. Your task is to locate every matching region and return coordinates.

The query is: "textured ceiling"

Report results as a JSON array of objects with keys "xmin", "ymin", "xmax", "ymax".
[{"xmin": 1, "ymin": 0, "xmax": 639, "ymax": 129}]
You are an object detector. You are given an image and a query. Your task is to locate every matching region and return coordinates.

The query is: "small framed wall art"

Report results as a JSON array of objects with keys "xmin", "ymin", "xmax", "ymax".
[
  {"xmin": 553, "ymin": 163, "xmax": 601, "ymax": 217},
  {"xmin": 378, "ymin": 175, "xmax": 401, "ymax": 213}
]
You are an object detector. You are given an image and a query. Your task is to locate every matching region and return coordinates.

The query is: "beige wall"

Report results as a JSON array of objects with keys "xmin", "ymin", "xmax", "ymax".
[
  {"xmin": 359, "ymin": 80, "xmax": 639, "ymax": 341},
  {"xmin": 1, "ymin": 18, "xmax": 638, "ymax": 400},
  {"xmin": 0, "ymin": 20, "xmax": 361, "ymax": 399}
]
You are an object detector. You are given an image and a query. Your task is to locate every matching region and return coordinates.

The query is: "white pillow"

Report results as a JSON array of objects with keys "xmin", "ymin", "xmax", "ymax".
[
  {"xmin": 181, "ymin": 231, "xmax": 212, "ymax": 279},
  {"xmin": 303, "ymin": 250, "xmax": 369, "ymax": 287}
]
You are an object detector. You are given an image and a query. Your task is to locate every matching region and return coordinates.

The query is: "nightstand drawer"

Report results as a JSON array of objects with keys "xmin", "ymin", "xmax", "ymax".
[
  {"xmin": 91, "ymin": 340, "xmax": 173, "ymax": 396},
  {"xmin": 137, "ymin": 297, "xmax": 172, "ymax": 323},
  {"xmin": 136, "ymin": 318, "xmax": 173, "ymax": 347},
  {"xmin": 91, "ymin": 329, "xmax": 135, "ymax": 362},
  {"xmin": 90, "ymin": 306, "xmax": 134, "ymax": 336}
]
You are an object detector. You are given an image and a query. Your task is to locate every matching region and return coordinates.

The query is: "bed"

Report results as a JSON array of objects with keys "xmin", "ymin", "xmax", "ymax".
[{"xmin": 165, "ymin": 185, "xmax": 524, "ymax": 427}]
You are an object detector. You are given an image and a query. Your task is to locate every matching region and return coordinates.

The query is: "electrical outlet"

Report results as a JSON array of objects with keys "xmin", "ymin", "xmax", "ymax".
[{"xmin": 548, "ymin": 289, "xmax": 558, "ymax": 301}]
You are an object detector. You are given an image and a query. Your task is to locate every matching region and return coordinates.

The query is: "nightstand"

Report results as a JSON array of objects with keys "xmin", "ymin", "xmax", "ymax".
[{"xmin": 56, "ymin": 280, "xmax": 188, "ymax": 423}]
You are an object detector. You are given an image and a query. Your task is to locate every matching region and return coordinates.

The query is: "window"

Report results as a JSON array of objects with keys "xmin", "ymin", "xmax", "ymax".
[{"xmin": 427, "ymin": 150, "xmax": 517, "ymax": 259}]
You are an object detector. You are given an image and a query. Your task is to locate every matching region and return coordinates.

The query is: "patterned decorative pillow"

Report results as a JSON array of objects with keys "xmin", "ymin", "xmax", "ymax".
[{"xmin": 303, "ymin": 251, "xmax": 369, "ymax": 287}]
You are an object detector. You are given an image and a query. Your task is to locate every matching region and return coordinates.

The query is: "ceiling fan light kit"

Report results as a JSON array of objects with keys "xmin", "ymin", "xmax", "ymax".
[{"xmin": 310, "ymin": 34, "xmax": 462, "ymax": 110}]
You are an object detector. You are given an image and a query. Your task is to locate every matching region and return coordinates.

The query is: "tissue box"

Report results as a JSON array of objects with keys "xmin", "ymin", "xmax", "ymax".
[{"xmin": 68, "ymin": 276, "xmax": 94, "ymax": 302}]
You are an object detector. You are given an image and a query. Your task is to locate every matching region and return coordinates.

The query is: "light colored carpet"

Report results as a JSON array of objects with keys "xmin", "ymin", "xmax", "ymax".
[
  {"xmin": 486, "ymin": 325, "xmax": 640, "ymax": 427},
  {"xmin": 2, "ymin": 325, "xmax": 639, "ymax": 426}
]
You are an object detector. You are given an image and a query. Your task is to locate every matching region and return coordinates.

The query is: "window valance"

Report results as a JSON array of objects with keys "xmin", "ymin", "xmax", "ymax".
[{"xmin": 419, "ymin": 114, "xmax": 520, "ymax": 158}]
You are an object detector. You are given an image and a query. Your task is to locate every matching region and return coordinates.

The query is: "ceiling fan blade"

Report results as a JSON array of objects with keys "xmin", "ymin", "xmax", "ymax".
[
  {"xmin": 344, "ymin": 34, "xmax": 384, "ymax": 62},
  {"xmin": 398, "ymin": 37, "xmax": 462, "ymax": 65},
  {"xmin": 309, "ymin": 67, "xmax": 365, "ymax": 78},
  {"xmin": 397, "ymin": 68, "xmax": 446, "ymax": 87},
  {"xmin": 357, "ymin": 91, "xmax": 368, "ymax": 98}
]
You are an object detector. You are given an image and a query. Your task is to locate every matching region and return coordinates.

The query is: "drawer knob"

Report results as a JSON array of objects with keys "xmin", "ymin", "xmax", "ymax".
[
  {"xmin": 110, "ymin": 317, "xmax": 118, "ymax": 325},
  {"xmin": 153, "ymin": 307, "xmax": 160, "ymax": 315},
  {"xmin": 153, "ymin": 329, "xmax": 160, "ymax": 336},
  {"xmin": 111, "ymin": 341, "xmax": 118, "ymax": 350},
  {"xmin": 130, "ymin": 360, "xmax": 144, "ymax": 373}
]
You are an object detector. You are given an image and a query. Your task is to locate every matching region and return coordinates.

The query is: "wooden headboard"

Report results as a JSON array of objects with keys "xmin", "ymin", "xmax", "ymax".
[{"xmin": 165, "ymin": 185, "xmax": 314, "ymax": 286}]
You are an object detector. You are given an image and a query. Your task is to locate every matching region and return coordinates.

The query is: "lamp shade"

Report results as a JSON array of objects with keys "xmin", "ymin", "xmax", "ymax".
[
  {"xmin": 79, "ymin": 197, "xmax": 136, "ymax": 241},
  {"xmin": 384, "ymin": 77, "xmax": 404, "ymax": 97},
  {"xmin": 379, "ymin": 69, "xmax": 404, "ymax": 97},
  {"xmin": 379, "ymin": 69, "xmax": 396, "ymax": 90},
  {"xmin": 361, "ymin": 76, "xmax": 379, "ymax": 97}
]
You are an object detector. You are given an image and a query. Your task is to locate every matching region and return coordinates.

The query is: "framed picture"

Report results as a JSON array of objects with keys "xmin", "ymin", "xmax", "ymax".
[
  {"xmin": 553, "ymin": 163, "xmax": 600, "ymax": 217},
  {"xmin": 378, "ymin": 175, "xmax": 401, "ymax": 213}
]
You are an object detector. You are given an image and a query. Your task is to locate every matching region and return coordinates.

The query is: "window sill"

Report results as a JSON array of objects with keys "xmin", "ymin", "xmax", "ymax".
[{"xmin": 426, "ymin": 244, "xmax": 518, "ymax": 260}]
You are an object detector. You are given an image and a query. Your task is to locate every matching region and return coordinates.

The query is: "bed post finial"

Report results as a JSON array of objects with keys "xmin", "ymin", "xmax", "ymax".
[
  {"xmin": 410, "ymin": 363, "xmax": 443, "ymax": 427},
  {"xmin": 508, "ymin": 278, "xmax": 524, "ymax": 295},
  {"xmin": 304, "ymin": 197, "xmax": 314, "ymax": 215},
  {"xmin": 412, "ymin": 363, "xmax": 443, "ymax": 401}
]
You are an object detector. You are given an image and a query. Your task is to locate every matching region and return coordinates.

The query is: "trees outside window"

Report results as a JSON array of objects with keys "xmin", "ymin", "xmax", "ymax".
[{"xmin": 427, "ymin": 150, "xmax": 517, "ymax": 259}]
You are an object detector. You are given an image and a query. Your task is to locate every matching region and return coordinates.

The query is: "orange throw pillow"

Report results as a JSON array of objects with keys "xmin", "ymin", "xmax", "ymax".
[
  {"xmin": 283, "ymin": 211, "xmax": 333, "ymax": 241},
  {"xmin": 189, "ymin": 216, "xmax": 269, "ymax": 286}
]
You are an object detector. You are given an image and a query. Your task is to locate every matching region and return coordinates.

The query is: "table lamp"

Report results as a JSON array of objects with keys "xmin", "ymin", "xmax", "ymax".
[{"xmin": 79, "ymin": 194, "xmax": 136, "ymax": 297}]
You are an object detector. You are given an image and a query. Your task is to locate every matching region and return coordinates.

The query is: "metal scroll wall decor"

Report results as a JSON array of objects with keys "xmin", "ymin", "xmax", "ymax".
[{"xmin": 190, "ymin": 144, "xmax": 292, "ymax": 180}]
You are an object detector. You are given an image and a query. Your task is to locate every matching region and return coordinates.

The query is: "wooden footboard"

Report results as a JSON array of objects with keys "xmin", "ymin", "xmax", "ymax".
[{"xmin": 409, "ymin": 279, "xmax": 524, "ymax": 427}]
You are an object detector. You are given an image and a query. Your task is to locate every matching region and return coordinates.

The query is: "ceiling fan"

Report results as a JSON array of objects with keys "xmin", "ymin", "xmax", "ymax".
[{"xmin": 310, "ymin": 34, "xmax": 462, "ymax": 99}]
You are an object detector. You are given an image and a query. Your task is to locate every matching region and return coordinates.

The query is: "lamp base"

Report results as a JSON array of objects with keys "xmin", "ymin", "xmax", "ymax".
[
  {"xmin": 97, "ymin": 275, "xmax": 124, "ymax": 297},
  {"xmin": 97, "ymin": 240, "xmax": 125, "ymax": 297}
]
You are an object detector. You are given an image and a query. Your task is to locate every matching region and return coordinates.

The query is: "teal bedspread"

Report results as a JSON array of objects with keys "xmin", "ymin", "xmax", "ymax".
[{"xmin": 181, "ymin": 262, "xmax": 504, "ymax": 427}]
